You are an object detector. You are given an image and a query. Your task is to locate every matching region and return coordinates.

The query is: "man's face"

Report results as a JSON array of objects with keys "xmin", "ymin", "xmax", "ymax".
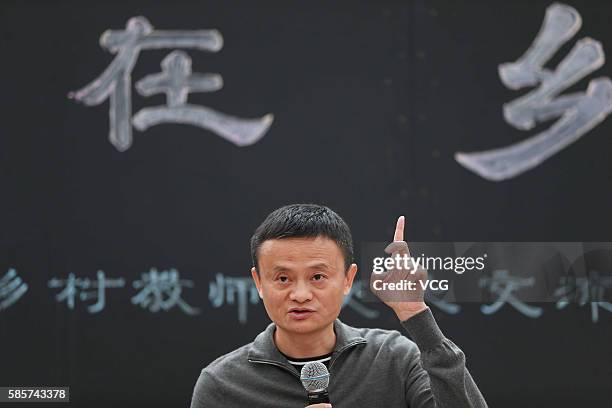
[{"xmin": 251, "ymin": 236, "xmax": 357, "ymax": 336}]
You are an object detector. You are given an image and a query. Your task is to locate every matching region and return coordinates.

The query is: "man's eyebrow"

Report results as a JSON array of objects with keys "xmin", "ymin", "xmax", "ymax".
[{"xmin": 271, "ymin": 265, "xmax": 291, "ymax": 273}]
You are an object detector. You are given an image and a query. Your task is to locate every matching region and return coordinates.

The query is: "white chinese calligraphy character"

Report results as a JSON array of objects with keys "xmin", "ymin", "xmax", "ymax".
[
  {"xmin": 208, "ymin": 273, "xmax": 259, "ymax": 323},
  {"xmin": 48, "ymin": 271, "xmax": 125, "ymax": 313},
  {"xmin": 554, "ymin": 270, "xmax": 612, "ymax": 322},
  {"xmin": 70, "ymin": 16, "xmax": 273, "ymax": 151},
  {"xmin": 0, "ymin": 268, "xmax": 28, "ymax": 311},
  {"xmin": 479, "ymin": 269, "xmax": 543, "ymax": 318},
  {"xmin": 131, "ymin": 268, "xmax": 201, "ymax": 315},
  {"xmin": 456, "ymin": 3, "xmax": 612, "ymax": 181}
]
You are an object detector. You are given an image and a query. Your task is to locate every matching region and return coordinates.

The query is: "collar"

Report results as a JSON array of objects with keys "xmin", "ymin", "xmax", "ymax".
[{"xmin": 247, "ymin": 319, "xmax": 367, "ymax": 365}]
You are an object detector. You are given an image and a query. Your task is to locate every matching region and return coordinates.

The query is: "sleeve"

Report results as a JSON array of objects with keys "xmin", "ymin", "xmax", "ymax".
[
  {"xmin": 189, "ymin": 369, "xmax": 224, "ymax": 408},
  {"xmin": 400, "ymin": 308, "xmax": 488, "ymax": 408}
]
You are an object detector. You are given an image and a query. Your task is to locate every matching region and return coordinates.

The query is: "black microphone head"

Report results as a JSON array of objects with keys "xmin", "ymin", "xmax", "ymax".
[{"xmin": 300, "ymin": 361, "xmax": 330, "ymax": 392}]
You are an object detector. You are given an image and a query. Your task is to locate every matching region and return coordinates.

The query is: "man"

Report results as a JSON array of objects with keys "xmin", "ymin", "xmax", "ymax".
[{"xmin": 190, "ymin": 204, "xmax": 487, "ymax": 407}]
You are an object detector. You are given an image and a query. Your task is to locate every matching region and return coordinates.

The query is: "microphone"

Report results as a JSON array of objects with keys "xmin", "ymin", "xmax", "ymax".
[{"xmin": 300, "ymin": 361, "xmax": 331, "ymax": 404}]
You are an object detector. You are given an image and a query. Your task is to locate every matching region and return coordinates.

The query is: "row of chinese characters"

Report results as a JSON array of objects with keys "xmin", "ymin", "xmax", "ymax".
[{"xmin": 2, "ymin": 268, "xmax": 610, "ymax": 323}]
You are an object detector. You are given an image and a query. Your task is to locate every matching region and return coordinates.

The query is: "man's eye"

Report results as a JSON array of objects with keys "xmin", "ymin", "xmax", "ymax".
[
  {"xmin": 312, "ymin": 274, "xmax": 325, "ymax": 281},
  {"xmin": 278, "ymin": 276, "xmax": 288, "ymax": 283}
]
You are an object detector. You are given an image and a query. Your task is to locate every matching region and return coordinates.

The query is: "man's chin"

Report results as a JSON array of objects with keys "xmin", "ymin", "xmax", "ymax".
[{"xmin": 278, "ymin": 316, "xmax": 328, "ymax": 334}]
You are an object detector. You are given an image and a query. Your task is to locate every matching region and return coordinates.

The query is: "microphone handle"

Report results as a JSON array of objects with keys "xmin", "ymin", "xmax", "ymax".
[{"xmin": 307, "ymin": 390, "xmax": 330, "ymax": 404}]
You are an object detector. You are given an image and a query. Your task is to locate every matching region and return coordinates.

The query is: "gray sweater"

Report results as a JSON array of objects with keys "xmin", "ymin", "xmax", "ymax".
[{"xmin": 190, "ymin": 308, "xmax": 487, "ymax": 407}]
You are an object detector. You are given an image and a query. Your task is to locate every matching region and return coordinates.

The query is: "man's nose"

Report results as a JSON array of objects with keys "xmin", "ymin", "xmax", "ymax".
[{"xmin": 289, "ymin": 280, "xmax": 312, "ymax": 302}]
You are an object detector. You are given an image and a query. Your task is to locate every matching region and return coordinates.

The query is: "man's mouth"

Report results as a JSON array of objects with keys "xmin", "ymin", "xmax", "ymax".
[{"xmin": 288, "ymin": 308, "xmax": 315, "ymax": 319}]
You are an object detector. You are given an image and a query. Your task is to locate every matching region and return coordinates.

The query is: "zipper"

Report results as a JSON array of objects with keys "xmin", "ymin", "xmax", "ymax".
[
  {"xmin": 248, "ymin": 358, "xmax": 301, "ymax": 379},
  {"xmin": 329, "ymin": 339, "xmax": 366, "ymax": 371},
  {"xmin": 249, "ymin": 339, "xmax": 366, "ymax": 378}
]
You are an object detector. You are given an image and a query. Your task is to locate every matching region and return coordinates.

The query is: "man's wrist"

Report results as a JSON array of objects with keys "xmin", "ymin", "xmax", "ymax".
[
  {"xmin": 393, "ymin": 302, "xmax": 428, "ymax": 322},
  {"xmin": 400, "ymin": 307, "xmax": 445, "ymax": 350}
]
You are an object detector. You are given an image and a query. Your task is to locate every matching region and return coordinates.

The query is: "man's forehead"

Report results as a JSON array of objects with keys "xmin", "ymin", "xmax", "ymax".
[
  {"xmin": 271, "ymin": 261, "xmax": 332, "ymax": 272},
  {"xmin": 258, "ymin": 236, "xmax": 344, "ymax": 264},
  {"xmin": 259, "ymin": 236, "xmax": 341, "ymax": 253}
]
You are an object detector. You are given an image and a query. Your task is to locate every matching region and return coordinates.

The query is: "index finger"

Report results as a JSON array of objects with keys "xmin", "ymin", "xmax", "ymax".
[{"xmin": 393, "ymin": 215, "xmax": 405, "ymax": 242}]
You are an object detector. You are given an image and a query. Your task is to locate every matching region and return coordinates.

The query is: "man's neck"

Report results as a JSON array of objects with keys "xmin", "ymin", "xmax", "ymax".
[{"xmin": 273, "ymin": 323, "xmax": 336, "ymax": 359}]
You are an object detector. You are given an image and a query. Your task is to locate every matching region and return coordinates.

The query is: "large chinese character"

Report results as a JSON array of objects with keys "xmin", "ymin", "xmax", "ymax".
[
  {"xmin": 456, "ymin": 3, "xmax": 612, "ymax": 181},
  {"xmin": 0, "ymin": 268, "xmax": 28, "ymax": 311},
  {"xmin": 208, "ymin": 273, "xmax": 259, "ymax": 324},
  {"xmin": 479, "ymin": 269, "xmax": 543, "ymax": 318},
  {"xmin": 70, "ymin": 16, "xmax": 273, "ymax": 151},
  {"xmin": 131, "ymin": 268, "xmax": 201, "ymax": 315},
  {"xmin": 554, "ymin": 270, "xmax": 612, "ymax": 322},
  {"xmin": 48, "ymin": 271, "xmax": 125, "ymax": 313}
]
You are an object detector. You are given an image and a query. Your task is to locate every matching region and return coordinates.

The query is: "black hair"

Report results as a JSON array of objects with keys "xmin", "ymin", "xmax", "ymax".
[{"xmin": 250, "ymin": 204, "xmax": 354, "ymax": 273}]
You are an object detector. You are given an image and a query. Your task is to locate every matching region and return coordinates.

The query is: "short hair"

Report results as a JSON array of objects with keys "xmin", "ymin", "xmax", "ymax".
[{"xmin": 250, "ymin": 204, "xmax": 354, "ymax": 273}]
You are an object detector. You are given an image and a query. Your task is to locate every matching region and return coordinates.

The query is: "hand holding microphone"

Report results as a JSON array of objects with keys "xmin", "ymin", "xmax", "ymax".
[{"xmin": 300, "ymin": 361, "xmax": 331, "ymax": 407}]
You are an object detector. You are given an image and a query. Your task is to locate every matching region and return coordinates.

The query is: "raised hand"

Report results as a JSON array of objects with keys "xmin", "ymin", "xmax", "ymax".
[{"xmin": 370, "ymin": 216, "xmax": 428, "ymax": 321}]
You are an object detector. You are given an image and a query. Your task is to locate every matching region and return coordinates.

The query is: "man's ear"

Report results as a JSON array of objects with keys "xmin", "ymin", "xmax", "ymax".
[
  {"xmin": 343, "ymin": 263, "xmax": 358, "ymax": 295},
  {"xmin": 251, "ymin": 267, "xmax": 263, "ymax": 299}
]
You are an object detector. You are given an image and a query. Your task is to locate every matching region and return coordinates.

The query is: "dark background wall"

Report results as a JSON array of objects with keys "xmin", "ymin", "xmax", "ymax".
[{"xmin": 1, "ymin": 1, "xmax": 611, "ymax": 407}]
